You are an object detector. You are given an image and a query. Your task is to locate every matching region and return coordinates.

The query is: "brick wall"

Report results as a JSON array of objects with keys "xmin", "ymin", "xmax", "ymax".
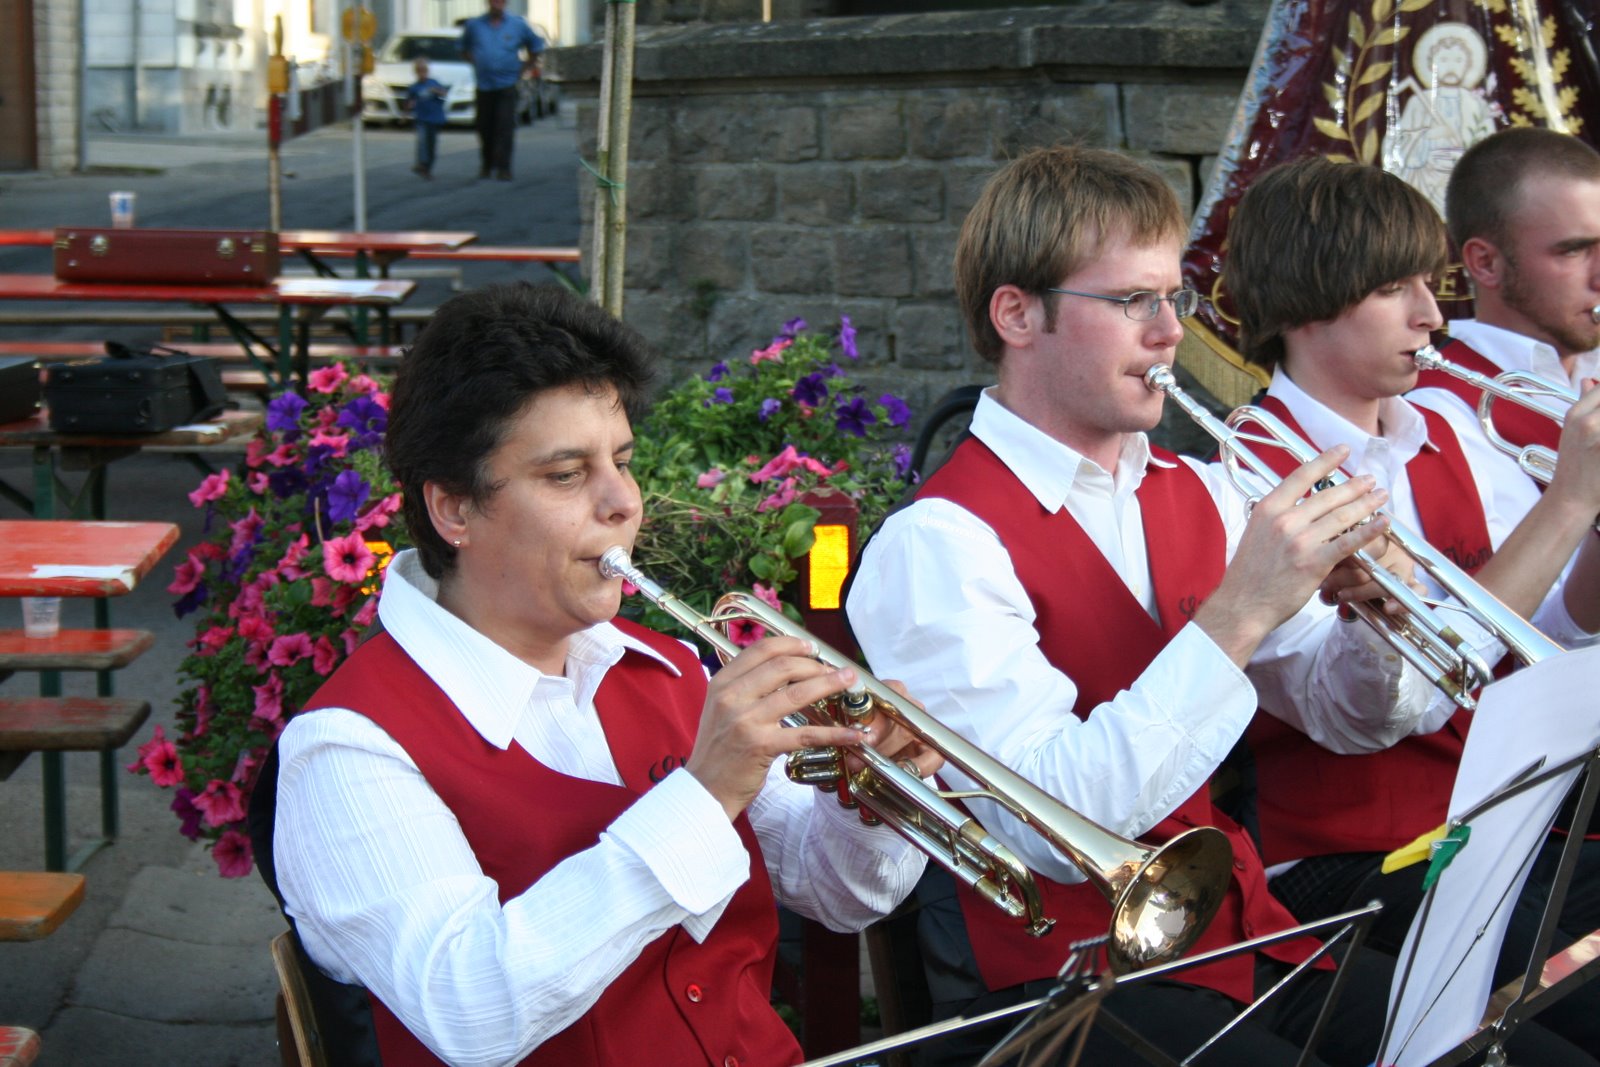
[{"xmin": 554, "ymin": 2, "xmax": 1264, "ymax": 430}]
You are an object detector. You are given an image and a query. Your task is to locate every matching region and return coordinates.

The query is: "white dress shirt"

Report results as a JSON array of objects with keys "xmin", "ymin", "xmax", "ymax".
[
  {"xmin": 1269, "ymin": 368, "xmax": 1595, "ymax": 653},
  {"xmin": 274, "ymin": 550, "xmax": 924, "ymax": 1067},
  {"xmin": 1409, "ymin": 319, "xmax": 1600, "ymax": 550},
  {"xmin": 845, "ymin": 390, "xmax": 1436, "ymax": 887}
]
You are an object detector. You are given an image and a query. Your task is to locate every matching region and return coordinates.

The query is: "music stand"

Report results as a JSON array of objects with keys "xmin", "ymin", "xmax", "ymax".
[
  {"xmin": 799, "ymin": 904, "xmax": 1384, "ymax": 1067},
  {"xmin": 1377, "ymin": 741, "xmax": 1600, "ymax": 1067}
]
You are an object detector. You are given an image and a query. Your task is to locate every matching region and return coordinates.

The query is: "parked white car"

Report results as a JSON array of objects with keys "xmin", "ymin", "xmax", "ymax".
[{"xmin": 361, "ymin": 29, "xmax": 558, "ymax": 128}]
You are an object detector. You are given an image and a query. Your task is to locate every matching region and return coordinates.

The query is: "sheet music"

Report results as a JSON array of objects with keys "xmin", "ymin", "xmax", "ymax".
[{"xmin": 1383, "ymin": 645, "xmax": 1600, "ymax": 1066}]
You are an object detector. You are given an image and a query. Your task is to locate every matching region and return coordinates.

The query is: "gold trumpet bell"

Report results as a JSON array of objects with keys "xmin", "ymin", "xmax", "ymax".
[{"xmin": 1107, "ymin": 826, "xmax": 1233, "ymax": 973}]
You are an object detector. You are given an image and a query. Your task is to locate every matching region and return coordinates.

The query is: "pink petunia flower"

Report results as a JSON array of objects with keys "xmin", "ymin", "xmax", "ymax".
[
  {"xmin": 312, "ymin": 635, "xmax": 340, "ymax": 676},
  {"xmin": 244, "ymin": 438, "xmax": 272, "ymax": 469},
  {"xmin": 308, "ymin": 429, "xmax": 350, "ymax": 457},
  {"xmin": 351, "ymin": 595, "xmax": 379, "ymax": 630},
  {"xmin": 322, "ymin": 531, "xmax": 376, "ymax": 584},
  {"xmin": 268, "ymin": 633, "xmax": 314, "ymax": 667},
  {"xmin": 346, "ymin": 373, "xmax": 381, "ymax": 395},
  {"xmin": 195, "ymin": 626, "xmax": 232, "ymax": 657},
  {"xmin": 696, "ymin": 468, "xmax": 726, "ymax": 489},
  {"xmin": 355, "ymin": 493, "xmax": 403, "ymax": 533},
  {"xmin": 193, "ymin": 686, "xmax": 216, "ymax": 738},
  {"xmin": 228, "ymin": 508, "xmax": 264, "ymax": 558},
  {"xmin": 726, "ymin": 616, "xmax": 767, "ymax": 647},
  {"xmin": 752, "ymin": 582, "xmax": 782, "ymax": 611},
  {"xmin": 307, "ymin": 363, "xmax": 350, "ymax": 394},
  {"xmin": 252, "ymin": 674, "xmax": 285, "ymax": 727},
  {"xmin": 750, "ymin": 337, "xmax": 792, "ymax": 365},
  {"xmin": 231, "ymin": 747, "xmax": 263, "ymax": 788},
  {"xmin": 187, "ymin": 469, "xmax": 231, "ymax": 507},
  {"xmin": 749, "ymin": 445, "xmax": 827, "ymax": 483},
  {"xmin": 264, "ymin": 443, "xmax": 297, "ymax": 467},
  {"xmin": 340, "ymin": 628, "xmax": 361, "ymax": 656},
  {"xmin": 130, "ymin": 725, "xmax": 185, "ymax": 788},
  {"xmin": 193, "ymin": 779, "xmax": 247, "ymax": 827},
  {"xmin": 246, "ymin": 471, "xmax": 270, "ymax": 495},
  {"xmin": 757, "ymin": 477, "xmax": 800, "ymax": 513},
  {"xmin": 213, "ymin": 830, "xmax": 253, "ymax": 878},
  {"xmin": 167, "ymin": 557, "xmax": 206, "ymax": 596}
]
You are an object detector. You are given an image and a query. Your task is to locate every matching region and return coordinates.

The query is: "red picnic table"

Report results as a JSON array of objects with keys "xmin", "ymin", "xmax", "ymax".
[
  {"xmin": 0, "ymin": 520, "xmax": 179, "ymax": 870},
  {"xmin": 0, "ymin": 272, "xmax": 413, "ymax": 389}
]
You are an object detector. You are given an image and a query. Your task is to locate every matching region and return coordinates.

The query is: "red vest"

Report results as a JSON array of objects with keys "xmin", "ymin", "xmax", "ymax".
[
  {"xmin": 1239, "ymin": 396, "xmax": 1488, "ymax": 863},
  {"xmin": 1414, "ymin": 338, "xmax": 1563, "ymax": 455},
  {"xmin": 305, "ymin": 622, "xmax": 802, "ymax": 1067},
  {"xmin": 915, "ymin": 438, "xmax": 1321, "ymax": 1004}
]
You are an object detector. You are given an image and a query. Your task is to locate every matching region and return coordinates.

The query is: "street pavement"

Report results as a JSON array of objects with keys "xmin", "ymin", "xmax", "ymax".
[{"xmin": 0, "ymin": 113, "xmax": 580, "ymax": 1066}]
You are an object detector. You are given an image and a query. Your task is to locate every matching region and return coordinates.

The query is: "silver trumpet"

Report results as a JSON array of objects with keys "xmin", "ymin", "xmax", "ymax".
[
  {"xmin": 599, "ymin": 546, "xmax": 1234, "ymax": 973},
  {"xmin": 1412, "ymin": 343, "xmax": 1576, "ymax": 486},
  {"xmin": 1145, "ymin": 364, "xmax": 1563, "ymax": 710}
]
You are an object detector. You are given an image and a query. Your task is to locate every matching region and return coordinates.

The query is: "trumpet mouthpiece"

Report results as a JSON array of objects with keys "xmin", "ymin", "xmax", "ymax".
[
  {"xmin": 1591, "ymin": 304, "xmax": 1600, "ymax": 324},
  {"xmin": 1412, "ymin": 345, "xmax": 1443, "ymax": 370},
  {"xmin": 1144, "ymin": 364, "xmax": 1175, "ymax": 392},
  {"xmin": 598, "ymin": 546, "xmax": 633, "ymax": 581}
]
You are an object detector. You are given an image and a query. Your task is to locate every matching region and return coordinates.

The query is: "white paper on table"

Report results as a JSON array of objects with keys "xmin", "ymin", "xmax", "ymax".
[
  {"xmin": 1382, "ymin": 645, "xmax": 1600, "ymax": 1066},
  {"xmin": 28, "ymin": 564, "xmax": 138, "ymax": 591}
]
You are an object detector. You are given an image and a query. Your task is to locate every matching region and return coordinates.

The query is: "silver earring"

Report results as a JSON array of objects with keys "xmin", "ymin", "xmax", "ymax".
[{"xmin": 452, "ymin": 539, "xmax": 462, "ymax": 547}]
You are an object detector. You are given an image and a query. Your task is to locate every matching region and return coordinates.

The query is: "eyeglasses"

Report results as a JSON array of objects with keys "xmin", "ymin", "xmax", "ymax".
[{"xmin": 1046, "ymin": 287, "xmax": 1201, "ymax": 322}]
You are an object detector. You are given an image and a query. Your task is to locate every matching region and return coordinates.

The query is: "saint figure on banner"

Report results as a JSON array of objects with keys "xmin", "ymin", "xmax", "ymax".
[{"xmin": 1383, "ymin": 21, "xmax": 1498, "ymax": 214}]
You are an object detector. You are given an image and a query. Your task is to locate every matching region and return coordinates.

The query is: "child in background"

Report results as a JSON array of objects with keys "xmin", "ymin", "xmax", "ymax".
[{"xmin": 404, "ymin": 57, "xmax": 447, "ymax": 180}]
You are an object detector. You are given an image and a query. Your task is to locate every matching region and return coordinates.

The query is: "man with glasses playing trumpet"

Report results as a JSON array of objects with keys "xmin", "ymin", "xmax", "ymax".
[
  {"xmin": 1223, "ymin": 153, "xmax": 1600, "ymax": 1058},
  {"xmin": 253, "ymin": 283, "xmax": 936, "ymax": 1067},
  {"xmin": 846, "ymin": 144, "xmax": 1451, "ymax": 1067}
]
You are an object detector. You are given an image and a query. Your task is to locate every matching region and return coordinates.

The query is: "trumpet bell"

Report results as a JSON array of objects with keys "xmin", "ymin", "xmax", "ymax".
[{"xmin": 1109, "ymin": 826, "xmax": 1232, "ymax": 972}]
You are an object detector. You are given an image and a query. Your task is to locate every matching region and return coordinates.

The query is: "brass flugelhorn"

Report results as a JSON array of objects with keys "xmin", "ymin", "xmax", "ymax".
[
  {"xmin": 1412, "ymin": 344, "xmax": 1576, "ymax": 486},
  {"xmin": 599, "ymin": 546, "xmax": 1233, "ymax": 973},
  {"xmin": 1145, "ymin": 363, "xmax": 1563, "ymax": 710}
]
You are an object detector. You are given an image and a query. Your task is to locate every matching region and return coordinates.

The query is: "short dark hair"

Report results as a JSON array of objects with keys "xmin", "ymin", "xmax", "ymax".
[
  {"xmin": 1446, "ymin": 127, "xmax": 1600, "ymax": 252},
  {"xmin": 1226, "ymin": 156, "xmax": 1447, "ymax": 370},
  {"xmin": 954, "ymin": 145, "xmax": 1186, "ymax": 365},
  {"xmin": 385, "ymin": 283, "xmax": 655, "ymax": 579}
]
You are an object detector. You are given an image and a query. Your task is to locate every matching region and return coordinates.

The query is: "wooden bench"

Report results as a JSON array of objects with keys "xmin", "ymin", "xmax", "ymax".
[
  {"xmin": 0, "ymin": 340, "xmax": 405, "ymax": 366},
  {"xmin": 0, "ymin": 628, "xmax": 154, "ymax": 674},
  {"xmin": 0, "ymin": 871, "xmax": 85, "ymax": 941},
  {"xmin": 0, "ymin": 696, "xmax": 151, "ymax": 757}
]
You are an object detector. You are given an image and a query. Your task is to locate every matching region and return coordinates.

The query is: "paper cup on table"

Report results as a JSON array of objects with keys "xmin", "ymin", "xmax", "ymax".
[
  {"xmin": 21, "ymin": 597, "xmax": 62, "ymax": 639},
  {"xmin": 109, "ymin": 190, "xmax": 136, "ymax": 229}
]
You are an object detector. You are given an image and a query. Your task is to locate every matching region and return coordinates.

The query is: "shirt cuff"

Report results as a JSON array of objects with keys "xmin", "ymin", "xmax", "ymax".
[{"xmin": 607, "ymin": 768, "xmax": 749, "ymax": 921}]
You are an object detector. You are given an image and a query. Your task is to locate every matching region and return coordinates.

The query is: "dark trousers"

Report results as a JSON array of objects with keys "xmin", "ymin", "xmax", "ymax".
[
  {"xmin": 1271, "ymin": 837, "xmax": 1600, "ymax": 1054},
  {"xmin": 908, "ymin": 867, "xmax": 1597, "ymax": 1066},
  {"xmin": 474, "ymin": 87, "xmax": 517, "ymax": 174}
]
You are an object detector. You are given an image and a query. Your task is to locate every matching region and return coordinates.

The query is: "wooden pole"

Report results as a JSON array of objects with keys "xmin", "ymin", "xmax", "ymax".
[{"xmin": 590, "ymin": 0, "xmax": 636, "ymax": 317}]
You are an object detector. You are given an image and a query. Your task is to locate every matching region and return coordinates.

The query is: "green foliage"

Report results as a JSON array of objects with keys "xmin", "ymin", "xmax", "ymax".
[{"xmin": 628, "ymin": 316, "xmax": 912, "ymax": 650}]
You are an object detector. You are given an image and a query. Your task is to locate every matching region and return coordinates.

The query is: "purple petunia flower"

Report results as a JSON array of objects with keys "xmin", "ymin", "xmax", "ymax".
[
  {"xmin": 336, "ymin": 395, "xmax": 387, "ymax": 442},
  {"xmin": 839, "ymin": 314, "xmax": 858, "ymax": 360},
  {"xmin": 327, "ymin": 469, "xmax": 371, "ymax": 524},
  {"xmin": 780, "ymin": 317, "xmax": 807, "ymax": 340},
  {"xmin": 173, "ymin": 581, "xmax": 209, "ymax": 619},
  {"xmin": 792, "ymin": 373, "xmax": 829, "ymax": 407},
  {"xmin": 758, "ymin": 398, "xmax": 783, "ymax": 422},
  {"xmin": 171, "ymin": 788, "xmax": 204, "ymax": 841},
  {"xmin": 702, "ymin": 387, "xmax": 735, "ymax": 408},
  {"xmin": 705, "ymin": 361, "xmax": 729, "ymax": 382},
  {"xmin": 265, "ymin": 392, "xmax": 308, "ymax": 433},
  {"xmin": 879, "ymin": 393, "xmax": 912, "ymax": 428},
  {"xmin": 822, "ymin": 362, "xmax": 845, "ymax": 379},
  {"xmin": 834, "ymin": 396, "xmax": 876, "ymax": 437},
  {"xmin": 892, "ymin": 443, "xmax": 914, "ymax": 481}
]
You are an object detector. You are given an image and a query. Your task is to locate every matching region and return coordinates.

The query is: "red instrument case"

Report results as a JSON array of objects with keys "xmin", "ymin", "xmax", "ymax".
[{"xmin": 52, "ymin": 228, "xmax": 281, "ymax": 286}]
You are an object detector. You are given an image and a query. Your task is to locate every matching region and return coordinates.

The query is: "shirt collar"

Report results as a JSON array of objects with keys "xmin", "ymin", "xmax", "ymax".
[
  {"xmin": 969, "ymin": 387, "xmax": 1173, "ymax": 514},
  {"xmin": 1447, "ymin": 319, "xmax": 1600, "ymax": 387},
  {"xmin": 1269, "ymin": 367, "xmax": 1433, "ymax": 470},
  {"xmin": 377, "ymin": 550, "xmax": 680, "ymax": 750}
]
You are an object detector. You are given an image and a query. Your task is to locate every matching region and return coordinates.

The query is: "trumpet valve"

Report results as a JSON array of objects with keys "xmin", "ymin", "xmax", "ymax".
[{"xmin": 786, "ymin": 748, "xmax": 844, "ymax": 790}]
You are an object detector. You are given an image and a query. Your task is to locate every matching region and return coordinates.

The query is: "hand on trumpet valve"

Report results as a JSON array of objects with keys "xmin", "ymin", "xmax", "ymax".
[
  {"xmin": 1547, "ymin": 378, "xmax": 1600, "ymax": 517},
  {"xmin": 1319, "ymin": 528, "xmax": 1424, "ymax": 616},
  {"xmin": 685, "ymin": 636, "xmax": 941, "ymax": 821},
  {"xmin": 1199, "ymin": 446, "xmax": 1392, "ymax": 664}
]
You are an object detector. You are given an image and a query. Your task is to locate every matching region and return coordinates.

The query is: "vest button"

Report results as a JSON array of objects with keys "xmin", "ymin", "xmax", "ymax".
[
  {"xmin": 685, "ymin": 983, "xmax": 703, "ymax": 1003},
  {"xmin": 1233, "ymin": 858, "xmax": 1246, "ymax": 872},
  {"xmin": 724, "ymin": 1057, "xmax": 739, "ymax": 1067}
]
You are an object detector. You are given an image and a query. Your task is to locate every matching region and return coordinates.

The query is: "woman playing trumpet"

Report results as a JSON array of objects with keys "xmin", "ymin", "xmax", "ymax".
[{"xmin": 252, "ymin": 283, "xmax": 935, "ymax": 1067}]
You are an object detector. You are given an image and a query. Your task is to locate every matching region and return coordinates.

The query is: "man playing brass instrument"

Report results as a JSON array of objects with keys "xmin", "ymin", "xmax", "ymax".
[
  {"xmin": 1224, "ymin": 154, "xmax": 1600, "ymax": 1059},
  {"xmin": 253, "ymin": 284, "xmax": 937, "ymax": 1066},
  {"xmin": 846, "ymin": 145, "xmax": 1441, "ymax": 1066}
]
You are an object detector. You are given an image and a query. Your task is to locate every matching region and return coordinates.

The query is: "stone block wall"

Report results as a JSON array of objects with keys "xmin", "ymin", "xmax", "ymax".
[
  {"xmin": 555, "ymin": 2, "xmax": 1265, "ymax": 426},
  {"xmin": 34, "ymin": 0, "xmax": 80, "ymax": 173}
]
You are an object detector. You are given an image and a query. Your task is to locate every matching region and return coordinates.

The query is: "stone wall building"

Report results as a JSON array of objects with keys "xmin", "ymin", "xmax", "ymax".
[{"xmin": 555, "ymin": 1, "xmax": 1262, "ymax": 426}]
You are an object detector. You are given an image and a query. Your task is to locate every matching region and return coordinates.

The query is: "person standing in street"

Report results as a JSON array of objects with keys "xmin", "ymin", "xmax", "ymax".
[
  {"xmin": 404, "ymin": 57, "xmax": 448, "ymax": 180},
  {"xmin": 460, "ymin": 0, "xmax": 544, "ymax": 181}
]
